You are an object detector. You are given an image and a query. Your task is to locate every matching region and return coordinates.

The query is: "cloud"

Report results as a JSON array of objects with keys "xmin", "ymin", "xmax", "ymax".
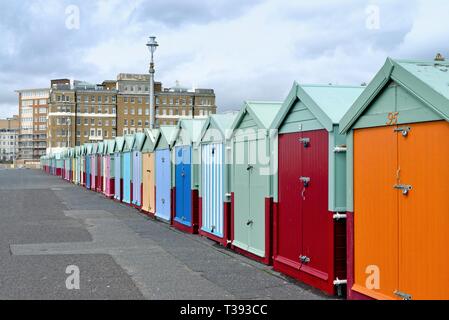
[{"xmin": 0, "ymin": 0, "xmax": 448, "ymax": 118}]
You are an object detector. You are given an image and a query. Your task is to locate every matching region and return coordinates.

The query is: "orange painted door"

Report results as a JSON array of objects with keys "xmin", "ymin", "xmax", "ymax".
[
  {"xmin": 397, "ymin": 121, "xmax": 449, "ymax": 300},
  {"xmin": 353, "ymin": 126, "xmax": 398, "ymax": 300},
  {"xmin": 142, "ymin": 153, "xmax": 156, "ymax": 213}
]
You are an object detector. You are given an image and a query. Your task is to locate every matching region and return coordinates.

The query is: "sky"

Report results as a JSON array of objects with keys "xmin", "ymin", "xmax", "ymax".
[{"xmin": 0, "ymin": 0, "xmax": 448, "ymax": 118}]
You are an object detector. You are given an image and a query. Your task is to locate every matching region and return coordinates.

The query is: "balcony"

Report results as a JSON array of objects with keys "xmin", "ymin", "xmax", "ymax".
[{"xmin": 89, "ymin": 136, "xmax": 104, "ymax": 141}]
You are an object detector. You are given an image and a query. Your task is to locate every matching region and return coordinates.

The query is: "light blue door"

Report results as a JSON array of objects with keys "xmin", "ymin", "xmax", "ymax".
[
  {"xmin": 86, "ymin": 156, "xmax": 91, "ymax": 189},
  {"xmin": 132, "ymin": 151, "xmax": 142, "ymax": 206},
  {"xmin": 114, "ymin": 153, "xmax": 121, "ymax": 200},
  {"xmin": 175, "ymin": 146, "xmax": 192, "ymax": 226},
  {"xmin": 123, "ymin": 152, "xmax": 132, "ymax": 204},
  {"xmin": 156, "ymin": 149, "xmax": 171, "ymax": 221},
  {"xmin": 201, "ymin": 143, "xmax": 224, "ymax": 237}
]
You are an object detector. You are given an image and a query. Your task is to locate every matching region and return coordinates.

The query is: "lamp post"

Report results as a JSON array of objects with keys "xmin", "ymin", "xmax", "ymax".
[{"xmin": 146, "ymin": 36, "xmax": 159, "ymax": 129}]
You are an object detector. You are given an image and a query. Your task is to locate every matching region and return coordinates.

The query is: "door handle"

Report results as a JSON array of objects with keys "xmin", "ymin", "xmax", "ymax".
[
  {"xmin": 394, "ymin": 127, "xmax": 411, "ymax": 137},
  {"xmin": 147, "ymin": 170, "xmax": 151, "ymax": 173},
  {"xmin": 247, "ymin": 165, "xmax": 253, "ymax": 171},
  {"xmin": 394, "ymin": 184, "xmax": 412, "ymax": 195},
  {"xmin": 246, "ymin": 220, "xmax": 253, "ymax": 226},
  {"xmin": 299, "ymin": 138, "xmax": 310, "ymax": 147},
  {"xmin": 299, "ymin": 255, "xmax": 311, "ymax": 264},
  {"xmin": 300, "ymin": 177, "xmax": 310, "ymax": 187}
]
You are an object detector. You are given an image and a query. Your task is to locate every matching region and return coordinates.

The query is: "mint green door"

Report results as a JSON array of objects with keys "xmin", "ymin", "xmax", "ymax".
[
  {"xmin": 248, "ymin": 139, "xmax": 266, "ymax": 257},
  {"xmin": 233, "ymin": 139, "xmax": 250, "ymax": 251}
]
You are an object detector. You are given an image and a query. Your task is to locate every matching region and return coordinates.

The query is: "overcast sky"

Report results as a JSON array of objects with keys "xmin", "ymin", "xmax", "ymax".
[{"xmin": 1, "ymin": 0, "xmax": 448, "ymax": 118}]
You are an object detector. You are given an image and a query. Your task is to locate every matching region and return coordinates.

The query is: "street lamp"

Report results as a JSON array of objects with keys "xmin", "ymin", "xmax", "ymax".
[{"xmin": 146, "ymin": 36, "xmax": 158, "ymax": 129}]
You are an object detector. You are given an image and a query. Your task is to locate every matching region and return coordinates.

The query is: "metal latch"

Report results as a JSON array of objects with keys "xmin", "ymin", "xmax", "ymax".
[
  {"xmin": 181, "ymin": 216, "xmax": 186, "ymax": 221},
  {"xmin": 181, "ymin": 172, "xmax": 185, "ymax": 177},
  {"xmin": 246, "ymin": 220, "xmax": 253, "ymax": 226},
  {"xmin": 299, "ymin": 137, "xmax": 310, "ymax": 147},
  {"xmin": 394, "ymin": 127, "xmax": 411, "ymax": 137},
  {"xmin": 300, "ymin": 177, "xmax": 310, "ymax": 187},
  {"xmin": 247, "ymin": 165, "xmax": 253, "ymax": 171},
  {"xmin": 334, "ymin": 145, "xmax": 347, "ymax": 153},
  {"xmin": 394, "ymin": 184, "xmax": 412, "ymax": 195},
  {"xmin": 394, "ymin": 290, "xmax": 412, "ymax": 300},
  {"xmin": 147, "ymin": 169, "xmax": 151, "ymax": 173},
  {"xmin": 333, "ymin": 213, "xmax": 347, "ymax": 220},
  {"xmin": 211, "ymin": 226, "xmax": 216, "ymax": 233},
  {"xmin": 299, "ymin": 255, "xmax": 311, "ymax": 264}
]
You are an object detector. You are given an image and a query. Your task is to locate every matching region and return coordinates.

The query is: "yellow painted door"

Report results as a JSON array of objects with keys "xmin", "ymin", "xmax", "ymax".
[
  {"xmin": 353, "ymin": 126, "xmax": 398, "ymax": 300},
  {"xmin": 142, "ymin": 153, "xmax": 156, "ymax": 213},
  {"xmin": 397, "ymin": 121, "xmax": 449, "ymax": 300}
]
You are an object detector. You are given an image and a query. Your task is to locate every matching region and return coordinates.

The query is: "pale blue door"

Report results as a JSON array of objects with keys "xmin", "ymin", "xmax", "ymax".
[
  {"xmin": 132, "ymin": 151, "xmax": 142, "ymax": 206},
  {"xmin": 155, "ymin": 149, "xmax": 171, "ymax": 221},
  {"xmin": 201, "ymin": 143, "xmax": 224, "ymax": 237},
  {"xmin": 123, "ymin": 152, "xmax": 132, "ymax": 204}
]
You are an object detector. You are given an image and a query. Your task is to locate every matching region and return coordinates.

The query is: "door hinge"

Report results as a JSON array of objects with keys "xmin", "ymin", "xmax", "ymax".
[
  {"xmin": 394, "ymin": 290, "xmax": 412, "ymax": 300},
  {"xmin": 333, "ymin": 278, "xmax": 347, "ymax": 297},
  {"xmin": 394, "ymin": 184, "xmax": 412, "ymax": 195},
  {"xmin": 394, "ymin": 127, "xmax": 411, "ymax": 137},
  {"xmin": 300, "ymin": 177, "xmax": 310, "ymax": 187},
  {"xmin": 299, "ymin": 137, "xmax": 310, "ymax": 148},
  {"xmin": 299, "ymin": 255, "xmax": 311, "ymax": 264}
]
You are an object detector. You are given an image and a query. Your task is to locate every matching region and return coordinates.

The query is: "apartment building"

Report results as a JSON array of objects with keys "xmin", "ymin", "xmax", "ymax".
[
  {"xmin": 0, "ymin": 115, "xmax": 19, "ymax": 162},
  {"xmin": 116, "ymin": 74, "xmax": 216, "ymax": 135},
  {"xmin": 47, "ymin": 79, "xmax": 117, "ymax": 153},
  {"xmin": 47, "ymin": 79, "xmax": 76, "ymax": 152},
  {"xmin": 17, "ymin": 76, "xmax": 217, "ymax": 156},
  {"xmin": 73, "ymin": 80, "xmax": 117, "ymax": 145},
  {"xmin": 15, "ymin": 88, "xmax": 49, "ymax": 164}
]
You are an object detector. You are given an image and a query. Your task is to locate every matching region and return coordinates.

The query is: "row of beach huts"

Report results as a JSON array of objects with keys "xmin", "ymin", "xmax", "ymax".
[{"xmin": 41, "ymin": 58, "xmax": 449, "ymax": 300}]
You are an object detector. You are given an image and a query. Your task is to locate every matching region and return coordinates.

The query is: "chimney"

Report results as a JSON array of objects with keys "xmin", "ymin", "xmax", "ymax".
[{"xmin": 435, "ymin": 53, "xmax": 445, "ymax": 61}]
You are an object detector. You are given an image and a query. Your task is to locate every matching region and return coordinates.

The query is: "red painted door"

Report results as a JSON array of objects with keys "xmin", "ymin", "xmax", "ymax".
[
  {"xmin": 277, "ymin": 132, "xmax": 303, "ymax": 269},
  {"xmin": 299, "ymin": 130, "xmax": 330, "ymax": 281}
]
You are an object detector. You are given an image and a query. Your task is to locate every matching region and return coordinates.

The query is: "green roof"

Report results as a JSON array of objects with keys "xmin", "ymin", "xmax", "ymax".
[
  {"xmin": 156, "ymin": 126, "xmax": 178, "ymax": 149},
  {"xmin": 142, "ymin": 128, "xmax": 160, "ymax": 152},
  {"xmin": 133, "ymin": 132, "xmax": 146, "ymax": 151},
  {"xmin": 272, "ymin": 82, "xmax": 364, "ymax": 132},
  {"xmin": 340, "ymin": 58, "xmax": 449, "ymax": 133},
  {"xmin": 198, "ymin": 112, "xmax": 239, "ymax": 145},
  {"xmin": 231, "ymin": 101, "xmax": 283, "ymax": 132},
  {"xmin": 104, "ymin": 139, "xmax": 116, "ymax": 154},
  {"xmin": 175, "ymin": 119, "xmax": 206, "ymax": 145},
  {"xmin": 123, "ymin": 134, "xmax": 135, "ymax": 152},
  {"xmin": 114, "ymin": 137, "xmax": 125, "ymax": 152}
]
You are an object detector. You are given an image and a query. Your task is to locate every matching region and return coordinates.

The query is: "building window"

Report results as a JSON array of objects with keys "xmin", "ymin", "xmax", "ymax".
[
  {"xmin": 91, "ymin": 118, "xmax": 95, "ymax": 125},
  {"xmin": 124, "ymin": 97, "xmax": 128, "ymax": 103},
  {"xmin": 112, "ymin": 130, "xmax": 116, "ymax": 138},
  {"xmin": 105, "ymin": 120, "xmax": 109, "ymax": 126},
  {"xmin": 105, "ymin": 96, "xmax": 109, "ymax": 103},
  {"xmin": 84, "ymin": 96, "xmax": 88, "ymax": 103},
  {"xmin": 98, "ymin": 106, "xmax": 102, "ymax": 113},
  {"xmin": 76, "ymin": 118, "xmax": 81, "ymax": 125},
  {"xmin": 124, "ymin": 119, "xmax": 128, "ymax": 126},
  {"xmin": 130, "ymin": 98, "xmax": 135, "ymax": 104},
  {"xmin": 145, "ymin": 120, "xmax": 149, "ymax": 126},
  {"xmin": 91, "ymin": 96, "xmax": 95, "ymax": 102},
  {"xmin": 112, "ymin": 107, "xmax": 116, "ymax": 114},
  {"xmin": 84, "ymin": 118, "xmax": 88, "ymax": 125},
  {"xmin": 97, "ymin": 129, "xmax": 102, "ymax": 137},
  {"xmin": 124, "ymin": 107, "xmax": 128, "ymax": 115},
  {"xmin": 98, "ymin": 119, "xmax": 102, "ymax": 126},
  {"xmin": 138, "ymin": 108, "xmax": 142, "ymax": 115},
  {"xmin": 112, "ymin": 96, "xmax": 116, "ymax": 103},
  {"xmin": 112, "ymin": 119, "xmax": 116, "ymax": 126},
  {"xmin": 90, "ymin": 129, "xmax": 95, "ymax": 136},
  {"xmin": 84, "ymin": 130, "xmax": 88, "ymax": 137},
  {"xmin": 138, "ymin": 120, "xmax": 142, "ymax": 126},
  {"xmin": 98, "ymin": 96, "xmax": 102, "ymax": 103},
  {"xmin": 130, "ymin": 108, "xmax": 135, "ymax": 115},
  {"xmin": 123, "ymin": 129, "xmax": 128, "ymax": 135},
  {"xmin": 138, "ymin": 97, "xmax": 142, "ymax": 104},
  {"xmin": 130, "ymin": 119, "xmax": 134, "ymax": 126},
  {"xmin": 145, "ymin": 108, "xmax": 149, "ymax": 115},
  {"xmin": 104, "ymin": 131, "xmax": 108, "ymax": 137},
  {"xmin": 76, "ymin": 130, "xmax": 80, "ymax": 137}
]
